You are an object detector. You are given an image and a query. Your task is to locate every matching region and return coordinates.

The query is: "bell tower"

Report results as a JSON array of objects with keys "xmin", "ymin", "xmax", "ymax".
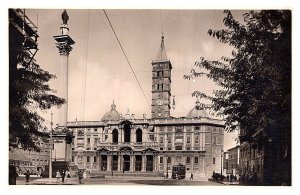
[{"xmin": 151, "ymin": 35, "xmax": 172, "ymax": 119}]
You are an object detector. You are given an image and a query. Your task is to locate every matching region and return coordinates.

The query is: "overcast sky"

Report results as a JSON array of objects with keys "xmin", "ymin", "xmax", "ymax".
[{"xmin": 23, "ymin": 9, "xmax": 246, "ymax": 150}]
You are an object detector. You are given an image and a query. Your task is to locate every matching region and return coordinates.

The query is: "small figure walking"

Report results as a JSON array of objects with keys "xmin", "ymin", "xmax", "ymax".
[
  {"xmin": 25, "ymin": 170, "xmax": 30, "ymax": 184},
  {"xmin": 190, "ymin": 173, "xmax": 193, "ymax": 180},
  {"xmin": 78, "ymin": 171, "xmax": 83, "ymax": 184},
  {"xmin": 56, "ymin": 170, "xmax": 61, "ymax": 183},
  {"xmin": 61, "ymin": 170, "xmax": 66, "ymax": 183}
]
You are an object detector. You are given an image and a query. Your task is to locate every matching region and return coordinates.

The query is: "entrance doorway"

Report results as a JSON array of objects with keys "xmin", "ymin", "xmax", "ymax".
[
  {"xmin": 146, "ymin": 155, "xmax": 153, "ymax": 172},
  {"xmin": 101, "ymin": 155, "xmax": 107, "ymax": 171},
  {"xmin": 135, "ymin": 155, "xmax": 142, "ymax": 171},
  {"xmin": 112, "ymin": 155, "xmax": 118, "ymax": 171},
  {"xmin": 123, "ymin": 155, "xmax": 130, "ymax": 171}
]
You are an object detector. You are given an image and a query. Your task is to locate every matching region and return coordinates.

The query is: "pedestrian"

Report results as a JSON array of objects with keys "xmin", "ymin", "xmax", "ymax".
[
  {"xmin": 230, "ymin": 173, "xmax": 233, "ymax": 183},
  {"xmin": 61, "ymin": 170, "xmax": 66, "ymax": 183},
  {"xmin": 78, "ymin": 171, "xmax": 83, "ymax": 184},
  {"xmin": 190, "ymin": 173, "xmax": 193, "ymax": 180},
  {"xmin": 56, "ymin": 170, "xmax": 61, "ymax": 183},
  {"xmin": 25, "ymin": 170, "xmax": 30, "ymax": 183}
]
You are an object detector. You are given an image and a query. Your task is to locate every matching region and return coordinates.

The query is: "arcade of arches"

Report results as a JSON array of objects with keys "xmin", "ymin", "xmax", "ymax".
[{"xmin": 99, "ymin": 148, "xmax": 157, "ymax": 172}]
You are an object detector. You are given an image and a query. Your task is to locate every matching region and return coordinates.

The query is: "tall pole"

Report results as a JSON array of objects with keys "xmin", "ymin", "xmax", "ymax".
[
  {"xmin": 111, "ymin": 149, "xmax": 113, "ymax": 177},
  {"xmin": 49, "ymin": 112, "xmax": 53, "ymax": 179},
  {"xmin": 166, "ymin": 156, "xmax": 169, "ymax": 178},
  {"xmin": 221, "ymin": 150, "xmax": 223, "ymax": 176}
]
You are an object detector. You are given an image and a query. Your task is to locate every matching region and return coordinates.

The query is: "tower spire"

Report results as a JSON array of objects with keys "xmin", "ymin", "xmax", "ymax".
[{"xmin": 156, "ymin": 33, "xmax": 168, "ymax": 61}]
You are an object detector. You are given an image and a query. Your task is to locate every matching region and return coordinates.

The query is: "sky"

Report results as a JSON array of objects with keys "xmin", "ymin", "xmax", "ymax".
[{"xmin": 23, "ymin": 9, "xmax": 243, "ymax": 150}]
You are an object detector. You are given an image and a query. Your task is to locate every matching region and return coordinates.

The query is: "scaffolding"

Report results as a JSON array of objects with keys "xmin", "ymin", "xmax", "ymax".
[{"xmin": 9, "ymin": 9, "xmax": 39, "ymax": 64}]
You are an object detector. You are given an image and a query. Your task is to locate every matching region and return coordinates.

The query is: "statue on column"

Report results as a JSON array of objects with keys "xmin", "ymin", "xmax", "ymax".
[{"xmin": 62, "ymin": 9, "xmax": 69, "ymax": 25}]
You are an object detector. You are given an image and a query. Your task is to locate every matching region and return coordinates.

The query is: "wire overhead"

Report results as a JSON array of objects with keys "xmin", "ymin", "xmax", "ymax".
[
  {"xmin": 102, "ymin": 9, "xmax": 151, "ymax": 110},
  {"xmin": 80, "ymin": 10, "xmax": 90, "ymax": 121}
]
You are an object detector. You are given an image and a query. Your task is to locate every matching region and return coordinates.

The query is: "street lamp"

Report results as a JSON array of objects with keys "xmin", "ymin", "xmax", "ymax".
[
  {"xmin": 49, "ymin": 112, "xmax": 53, "ymax": 179},
  {"xmin": 166, "ymin": 156, "xmax": 169, "ymax": 178},
  {"xmin": 111, "ymin": 146, "xmax": 113, "ymax": 177},
  {"xmin": 221, "ymin": 149, "xmax": 223, "ymax": 176}
]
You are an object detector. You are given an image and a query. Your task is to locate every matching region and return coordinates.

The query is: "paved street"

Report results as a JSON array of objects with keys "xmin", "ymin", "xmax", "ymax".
[{"xmin": 16, "ymin": 176, "xmax": 227, "ymax": 186}]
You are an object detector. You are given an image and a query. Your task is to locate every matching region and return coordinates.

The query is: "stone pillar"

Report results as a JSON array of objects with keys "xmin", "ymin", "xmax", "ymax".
[
  {"xmin": 191, "ymin": 132, "xmax": 195, "ymax": 150},
  {"xmin": 153, "ymin": 154, "xmax": 157, "ymax": 172},
  {"xmin": 117, "ymin": 154, "xmax": 121, "ymax": 172},
  {"xmin": 142, "ymin": 154, "xmax": 146, "ymax": 172},
  {"xmin": 120, "ymin": 155, "xmax": 123, "ymax": 172},
  {"xmin": 201, "ymin": 126, "xmax": 205, "ymax": 150},
  {"xmin": 74, "ymin": 131, "xmax": 78, "ymax": 148},
  {"xmin": 191, "ymin": 155, "xmax": 194, "ymax": 172},
  {"xmin": 183, "ymin": 126, "xmax": 187, "ymax": 150},
  {"xmin": 164, "ymin": 156, "xmax": 168, "ymax": 173},
  {"xmin": 107, "ymin": 155, "xmax": 111, "ymax": 171},
  {"xmin": 130, "ymin": 154, "xmax": 134, "ymax": 171},
  {"xmin": 172, "ymin": 126, "xmax": 175, "ymax": 150},
  {"xmin": 131, "ymin": 129, "xmax": 136, "ymax": 144},
  {"xmin": 99, "ymin": 156, "xmax": 102, "ymax": 171},
  {"xmin": 202, "ymin": 156, "xmax": 205, "ymax": 174},
  {"xmin": 53, "ymin": 17, "xmax": 75, "ymax": 127},
  {"xmin": 164, "ymin": 133, "xmax": 167, "ymax": 150},
  {"xmin": 120, "ymin": 129, "xmax": 123, "ymax": 143}
]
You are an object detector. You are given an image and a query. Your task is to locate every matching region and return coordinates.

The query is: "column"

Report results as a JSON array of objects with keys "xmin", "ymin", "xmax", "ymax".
[
  {"xmin": 131, "ymin": 129, "xmax": 136, "ymax": 144},
  {"xmin": 153, "ymin": 154, "xmax": 157, "ymax": 172},
  {"xmin": 53, "ymin": 11, "xmax": 75, "ymax": 127},
  {"xmin": 142, "ymin": 154, "xmax": 146, "ymax": 172},
  {"xmin": 120, "ymin": 129, "xmax": 123, "ymax": 143},
  {"xmin": 191, "ymin": 131, "xmax": 195, "ymax": 150},
  {"xmin": 172, "ymin": 126, "xmax": 175, "ymax": 150},
  {"xmin": 99, "ymin": 156, "xmax": 102, "ymax": 171},
  {"xmin": 120, "ymin": 155, "xmax": 123, "ymax": 172},
  {"xmin": 164, "ymin": 133, "xmax": 167, "ymax": 150},
  {"xmin": 191, "ymin": 155, "xmax": 194, "ymax": 172},
  {"xmin": 130, "ymin": 129, "xmax": 134, "ymax": 144},
  {"xmin": 130, "ymin": 154, "xmax": 134, "ymax": 171},
  {"xmin": 202, "ymin": 156, "xmax": 205, "ymax": 174},
  {"xmin": 74, "ymin": 130, "xmax": 78, "ymax": 148},
  {"xmin": 107, "ymin": 155, "xmax": 111, "ymax": 171},
  {"xmin": 117, "ymin": 154, "xmax": 121, "ymax": 171},
  {"xmin": 164, "ymin": 156, "xmax": 168, "ymax": 175},
  {"xmin": 183, "ymin": 126, "xmax": 187, "ymax": 150},
  {"xmin": 202, "ymin": 126, "xmax": 206, "ymax": 150}
]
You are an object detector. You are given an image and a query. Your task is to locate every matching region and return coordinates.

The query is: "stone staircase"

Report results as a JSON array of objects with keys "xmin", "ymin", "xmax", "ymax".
[{"xmin": 90, "ymin": 171, "xmax": 164, "ymax": 178}]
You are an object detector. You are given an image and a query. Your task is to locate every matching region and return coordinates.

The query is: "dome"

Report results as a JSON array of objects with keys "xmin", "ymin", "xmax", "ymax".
[
  {"xmin": 186, "ymin": 99, "xmax": 209, "ymax": 118},
  {"xmin": 101, "ymin": 101, "xmax": 120, "ymax": 121}
]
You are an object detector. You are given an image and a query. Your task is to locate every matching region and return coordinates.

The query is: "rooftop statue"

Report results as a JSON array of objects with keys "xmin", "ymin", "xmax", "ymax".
[{"xmin": 62, "ymin": 9, "xmax": 69, "ymax": 25}]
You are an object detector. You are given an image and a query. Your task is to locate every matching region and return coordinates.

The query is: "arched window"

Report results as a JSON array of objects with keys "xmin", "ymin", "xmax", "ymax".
[
  {"xmin": 136, "ymin": 129, "xmax": 142, "ymax": 143},
  {"xmin": 112, "ymin": 129, "xmax": 118, "ymax": 143}
]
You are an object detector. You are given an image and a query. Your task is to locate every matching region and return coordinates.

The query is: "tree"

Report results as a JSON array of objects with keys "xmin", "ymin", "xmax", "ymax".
[
  {"xmin": 9, "ymin": 12, "xmax": 65, "ymax": 151},
  {"xmin": 184, "ymin": 10, "xmax": 291, "ymax": 185}
]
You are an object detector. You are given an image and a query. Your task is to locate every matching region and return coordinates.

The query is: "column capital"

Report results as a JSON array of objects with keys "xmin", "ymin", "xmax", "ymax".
[{"xmin": 55, "ymin": 42, "xmax": 73, "ymax": 55}]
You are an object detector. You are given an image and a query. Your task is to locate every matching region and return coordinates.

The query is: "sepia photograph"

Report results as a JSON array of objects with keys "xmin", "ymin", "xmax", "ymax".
[{"xmin": 6, "ymin": 0, "xmax": 294, "ymax": 190}]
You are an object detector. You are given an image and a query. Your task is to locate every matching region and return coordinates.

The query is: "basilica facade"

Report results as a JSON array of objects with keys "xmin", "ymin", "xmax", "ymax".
[{"xmin": 67, "ymin": 36, "xmax": 224, "ymax": 179}]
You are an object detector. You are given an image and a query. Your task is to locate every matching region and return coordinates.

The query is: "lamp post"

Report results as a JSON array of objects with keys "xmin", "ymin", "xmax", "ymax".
[
  {"xmin": 111, "ymin": 146, "xmax": 113, "ymax": 177},
  {"xmin": 221, "ymin": 149, "xmax": 223, "ymax": 176},
  {"xmin": 49, "ymin": 112, "xmax": 53, "ymax": 179},
  {"xmin": 166, "ymin": 156, "xmax": 169, "ymax": 179}
]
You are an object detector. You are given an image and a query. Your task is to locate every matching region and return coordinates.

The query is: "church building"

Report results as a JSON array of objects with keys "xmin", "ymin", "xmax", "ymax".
[{"xmin": 67, "ymin": 35, "xmax": 225, "ymax": 179}]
